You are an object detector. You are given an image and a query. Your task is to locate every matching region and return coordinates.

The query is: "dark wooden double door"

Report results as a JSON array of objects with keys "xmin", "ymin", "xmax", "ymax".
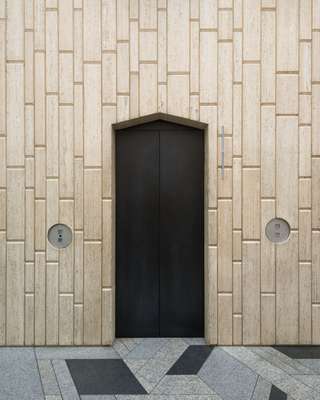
[{"xmin": 116, "ymin": 121, "xmax": 204, "ymax": 337}]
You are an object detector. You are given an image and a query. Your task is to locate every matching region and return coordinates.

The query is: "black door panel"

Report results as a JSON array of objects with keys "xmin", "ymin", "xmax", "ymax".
[
  {"xmin": 159, "ymin": 129, "xmax": 204, "ymax": 337},
  {"xmin": 116, "ymin": 129, "xmax": 160, "ymax": 337},
  {"xmin": 116, "ymin": 122, "xmax": 204, "ymax": 337}
]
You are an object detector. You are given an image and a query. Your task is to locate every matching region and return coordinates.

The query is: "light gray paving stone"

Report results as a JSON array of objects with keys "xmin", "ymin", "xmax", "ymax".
[
  {"xmin": 153, "ymin": 338, "xmax": 189, "ymax": 360},
  {"xmin": 120, "ymin": 338, "xmax": 143, "ymax": 352},
  {"xmin": 125, "ymin": 338, "xmax": 168, "ymax": 360},
  {"xmin": 123, "ymin": 358, "xmax": 148, "ymax": 374},
  {"xmin": 116, "ymin": 396, "xmax": 221, "ymax": 400},
  {"xmin": 0, "ymin": 348, "xmax": 44, "ymax": 400},
  {"xmin": 135, "ymin": 358, "xmax": 177, "ymax": 392},
  {"xmin": 298, "ymin": 360, "xmax": 320, "ymax": 374},
  {"xmin": 183, "ymin": 338, "xmax": 206, "ymax": 345},
  {"xmin": 198, "ymin": 347, "xmax": 258, "ymax": 400},
  {"xmin": 151, "ymin": 376, "xmax": 214, "ymax": 395},
  {"xmin": 113, "ymin": 340, "xmax": 132, "ymax": 358},
  {"xmin": 45, "ymin": 396, "xmax": 63, "ymax": 400},
  {"xmin": 38, "ymin": 359, "xmax": 61, "ymax": 395},
  {"xmin": 36, "ymin": 347, "xmax": 119, "ymax": 360},
  {"xmin": 222, "ymin": 347, "xmax": 320, "ymax": 400},
  {"xmin": 52, "ymin": 359, "xmax": 80, "ymax": 400},
  {"xmin": 292, "ymin": 375, "xmax": 320, "ymax": 393},
  {"xmin": 251, "ymin": 376, "xmax": 272, "ymax": 400},
  {"xmin": 250, "ymin": 347, "xmax": 314, "ymax": 375},
  {"xmin": 80, "ymin": 396, "xmax": 116, "ymax": 399}
]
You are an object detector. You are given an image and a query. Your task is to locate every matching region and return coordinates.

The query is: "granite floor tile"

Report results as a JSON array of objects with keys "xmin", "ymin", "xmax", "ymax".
[
  {"xmin": 120, "ymin": 339, "xmax": 143, "ymax": 352},
  {"xmin": 251, "ymin": 376, "xmax": 272, "ymax": 400},
  {"xmin": 135, "ymin": 357, "xmax": 177, "ymax": 392},
  {"xmin": 0, "ymin": 348, "xmax": 44, "ymax": 400},
  {"xmin": 38, "ymin": 359, "xmax": 61, "ymax": 395},
  {"xmin": 250, "ymin": 347, "xmax": 313, "ymax": 375},
  {"xmin": 125, "ymin": 338, "xmax": 168, "ymax": 360},
  {"xmin": 269, "ymin": 385, "xmax": 287, "ymax": 399},
  {"xmin": 198, "ymin": 348, "xmax": 258, "ymax": 400},
  {"xmin": 67, "ymin": 359, "xmax": 147, "ymax": 395},
  {"xmin": 80, "ymin": 396, "xmax": 116, "ymax": 399},
  {"xmin": 222, "ymin": 347, "xmax": 320, "ymax": 400},
  {"xmin": 297, "ymin": 360, "xmax": 320, "ymax": 374},
  {"xmin": 153, "ymin": 338, "xmax": 189, "ymax": 360},
  {"xmin": 45, "ymin": 396, "xmax": 63, "ymax": 400},
  {"xmin": 114, "ymin": 340, "xmax": 132, "ymax": 358},
  {"xmin": 116, "ymin": 396, "xmax": 221, "ymax": 400},
  {"xmin": 273, "ymin": 346, "xmax": 320, "ymax": 359},
  {"xmin": 151, "ymin": 376, "xmax": 214, "ymax": 395},
  {"xmin": 52, "ymin": 359, "xmax": 80, "ymax": 400},
  {"xmin": 292, "ymin": 375, "xmax": 320, "ymax": 393},
  {"xmin": 183, "ymin": 338, "xmax": 207, "ymax": 345},
  {"xmin": 36, "ymin": 347, "xmax": 119, "ymax": 360},
  {"xmin": 168, "ymin": 345, "xmax": 212, "ymax": 375},
  {"xmin": 123, "ymin": 359, "xmax": 148, "ymax": 375}
]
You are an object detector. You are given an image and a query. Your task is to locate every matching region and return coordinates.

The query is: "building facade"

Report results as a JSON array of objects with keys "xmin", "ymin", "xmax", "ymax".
[{"xmin": 0, "ymin": 0, "xmax": 319, "ymax": 346}]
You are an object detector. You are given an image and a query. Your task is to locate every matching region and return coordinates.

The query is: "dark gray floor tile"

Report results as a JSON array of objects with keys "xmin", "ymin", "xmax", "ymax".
[
  {"xmin": 273, "ymin": 346, "xmax": 320, "ymax": 359},
  {"xmin": 167, "ymin": 346, "xmax": 213, "ymax": 375},
  {"xmin": 66, "ymin": 359, "xmax": 147, "ymax": 395},
  {"xmin": 269, "ymin": 385, "xmax": 287, "ymax": 400}
]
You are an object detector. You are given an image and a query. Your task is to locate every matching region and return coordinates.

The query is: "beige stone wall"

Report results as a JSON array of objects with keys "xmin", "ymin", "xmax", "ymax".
[{"xmin": 0, "ymin": 0, "xmax": 319, "ymax": 345}]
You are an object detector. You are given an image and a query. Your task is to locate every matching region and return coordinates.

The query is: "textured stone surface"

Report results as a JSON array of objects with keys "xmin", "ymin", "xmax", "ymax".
[
  {"xmin": 125, "ymin": 338, "xmax": 168, "ymax": 360},
  {"xmin": 222, "ymin": 347, "xmax": 320, "ymax": 400},
  {"xmin": 254, "ymin": 347, "xmax": 313, "ymax": 374},
  {"xmin": 251, "ymin": 376, "xmax": 272, "ymax": 400},
  {"xmin": 2, "ymin": 343, "xmax": 320, "ymax": 399},
  {"xmin": 152, "ymin": 376, "xmax": 214, "ymax": 395},
  {"xmin": 36, "ymin": 347, "xmax": 119, "ymax": 360},
  {"xmin": 292, "ymin": 375, "xmax": 320, "ymax": 392},
  {"xmin": 135, "ymin": 358, "xmax": 177, "ymax": 392},
  {"xmin": 38, "ymin": 359, "xmax": 61, "ymax": 395},
  {"xmin": 0, "ymin": 348, "xmax": 44, "ymax": 400},
  {"xmin": 52, "ymin": 360, "xmax": 80, "ymax": 400},
  {"xmin": 198, "ymin": 348, "xmax": 258, "ymax": 400},
  {"xmin": 81, "ymin": 396, "xmax": 116, "ymax": 399}
]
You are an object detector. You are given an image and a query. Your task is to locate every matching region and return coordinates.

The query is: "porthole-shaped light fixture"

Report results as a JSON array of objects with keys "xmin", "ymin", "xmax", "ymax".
[
  {"xmin": 48, "ymin": 224, "xmax": 73, "ymax": 249},
  {"xmin": 265, "ymin": 218, "xmax": 290, "ymax": 243}
]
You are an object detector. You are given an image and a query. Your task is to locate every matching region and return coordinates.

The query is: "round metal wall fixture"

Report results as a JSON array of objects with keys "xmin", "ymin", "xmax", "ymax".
[
  {"xmin": 265, "ymin": 218, "xmax": 290, "ymax": 244},
  {"xmin": 48, "ymin": 224, "xmax": 73, "ymax": 249}
]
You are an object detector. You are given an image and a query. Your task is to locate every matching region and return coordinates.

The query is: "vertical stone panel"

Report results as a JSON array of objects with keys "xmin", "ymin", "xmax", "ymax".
[
  {"xmin": 243, "ymin": 169, "xmax": 260, "ymax": 240},
  {"xmin": 243, "ymin": 64, "xmax": 260, "ymax": 166},
  {"xmin": 84, "ymin": 64, "xmax": 102, "ymax": 167},
  {"xmin": 277, "ymin": 0, "xmax": 299, "ymax": 71},
  {"xmin": 276, "ymin": 233, "xmax": 299, "ymax": 344},
  {"xmin": 6, "ymin": 243, "xmax": 25, "ymax": 345},
  {"xmin": 276, "ymin": 117, "xmax": 299, "ymax": 229},
  {"xmin": 7, "ymin": 64, "xmax": 24, "ymax": 166},
  {"xmin": 168, "ymin": 0, "xmax": 189, "ymax": 71},
  {"xmin": 200, "ymin": 32, "xmax": 217, "ymax": 104},
  {"xmin": 84, "ymin": 169, "xmax": 102, "ymax": 240},
  {"xmin": 243, "ymin": 242, "xmax": 260, "ymax": 345},
  {"xmin": 84, "ymin": 242, "xmax": 102, "ymax": 344},
  {"xmin": 83, "ymin": 0, "xmax": 101, "ymax": 61},
  {"xmin": 243, "ymin": 0, "xmax": 260, "ymax": 61}
]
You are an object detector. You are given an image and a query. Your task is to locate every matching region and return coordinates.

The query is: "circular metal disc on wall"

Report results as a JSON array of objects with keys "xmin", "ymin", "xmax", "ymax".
[
  {"xmin": 265, "ymin": 218, "xmax": 290, "ymax": 244},
  {"xmin": 48, "ymin": 224, "xmax": 73, "ymax": 249}
]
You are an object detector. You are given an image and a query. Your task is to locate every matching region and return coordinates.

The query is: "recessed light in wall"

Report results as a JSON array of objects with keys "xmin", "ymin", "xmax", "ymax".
[
  {"xmin": 265, "ymin": 218, "xmax": 291, "ymax": 244},
  {"xmin": 48, "ymin": 223, "xmax": 73, "ymax": 249}
]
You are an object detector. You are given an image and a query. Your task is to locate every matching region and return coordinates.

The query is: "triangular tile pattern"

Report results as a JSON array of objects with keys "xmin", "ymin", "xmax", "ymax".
[{"xmin": 31, "ymin": 341, "xmax": 320, "ymax": 398}]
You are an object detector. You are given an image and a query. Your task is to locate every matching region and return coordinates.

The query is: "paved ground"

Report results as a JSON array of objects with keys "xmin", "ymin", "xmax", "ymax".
[{"xmin": 2, "ymin": 339, "xmax": 320, "ymax": 399}]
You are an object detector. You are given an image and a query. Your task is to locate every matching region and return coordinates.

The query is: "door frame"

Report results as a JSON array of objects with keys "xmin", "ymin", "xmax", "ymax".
[{"xmin": 111, "ymin": 113, "xmax": 214, "ymax": 343}]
